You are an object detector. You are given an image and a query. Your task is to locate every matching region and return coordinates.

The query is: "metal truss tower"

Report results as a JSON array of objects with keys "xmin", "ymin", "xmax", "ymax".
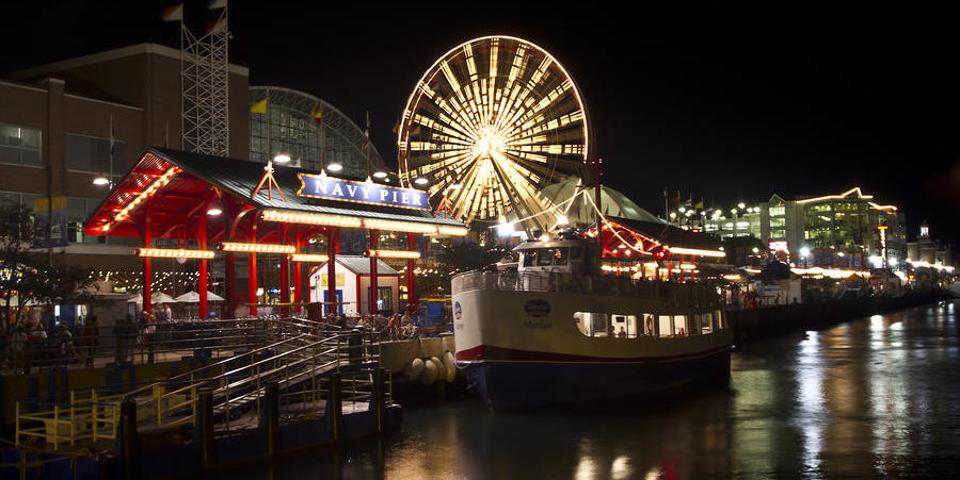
[{"xmin": 181, "ymin": 6, "xmax": 230, "ymax": 156}]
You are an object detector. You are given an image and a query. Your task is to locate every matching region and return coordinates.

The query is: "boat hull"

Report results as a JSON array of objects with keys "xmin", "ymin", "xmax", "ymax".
[{"xmin": 464, "ymin": 346, "xmax": 731, "ymax": 410}]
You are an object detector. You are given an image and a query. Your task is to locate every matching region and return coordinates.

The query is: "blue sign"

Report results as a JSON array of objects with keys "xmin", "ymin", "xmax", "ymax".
[{"xmin": 297, "ymin": 173, "xmax": 430, "ymax": 211}]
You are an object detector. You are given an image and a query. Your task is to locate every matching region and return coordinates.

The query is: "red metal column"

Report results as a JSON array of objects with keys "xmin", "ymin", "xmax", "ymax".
[
  {"xmin": 280, "ymin": 224, "xmax": 289, "ymax": 316},
  {"xmin": 248, "ymin": 222, "xmax": 258, "ymax": 316},
  {"xmin": 199, "ymin": 213, "xmax": 208, "ymax": 319},
  {"xmin": 225, "ymin": 253, "xmax": 236, "ymax": 317},
  {"xmin": 406, "ymin": 233, "xmax": 416, "ymax": 314},
  {"xmin": 293, "ymin": 233, "xmax": 302, "ymax": 313},
  {"xmin": 326, "ymin": 227, "xmax": 338, "ymax": 317},
  {"xmin": 368, "ymin": 229, "xmax": 379, "ymax": 315},
  {"xmin": 143, "ymin": 209, "xmax": 152, "ymax": 313}
]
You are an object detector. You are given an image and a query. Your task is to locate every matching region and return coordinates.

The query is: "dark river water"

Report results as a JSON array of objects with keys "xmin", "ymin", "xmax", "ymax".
[{"xmin": 233, "ymin": 301, "xmax": 960, "ymax": 479}]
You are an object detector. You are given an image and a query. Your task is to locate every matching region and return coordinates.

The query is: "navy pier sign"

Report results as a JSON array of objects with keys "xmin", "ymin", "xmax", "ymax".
[{"xmin": 297, "ymin": 173, "xmax": 430, "ymax": 211}]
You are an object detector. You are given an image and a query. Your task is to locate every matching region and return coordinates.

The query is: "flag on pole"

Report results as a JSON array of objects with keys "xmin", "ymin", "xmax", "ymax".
[
  {"xmin": 310, "ymin": 102, "xmax": 323, "ymax": 124},
  {"xmin": 250, "ymin": 98, "xmax": 267, "ymax": 114},
  {"xmin": 208, "ymin": 0, "xmax": 228, "ymax": 9},
  {"xmin": 161, "ymin": 3, "xmax": 183, "ymax": 22}
]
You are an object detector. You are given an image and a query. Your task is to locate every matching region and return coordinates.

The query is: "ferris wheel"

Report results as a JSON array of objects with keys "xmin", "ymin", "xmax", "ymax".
[{"xmin": 398, "ymin": 36, "xmax": 591, "ymax": 229}]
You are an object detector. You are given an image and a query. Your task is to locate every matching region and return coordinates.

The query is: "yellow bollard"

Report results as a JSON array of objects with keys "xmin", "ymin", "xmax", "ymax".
[
  {"xmin": 92, "ymin": 390, "xmax": 99, "ymax": 442},
  {"xmin": 53, "ymin": 405, "xmax": 59, "ymax": 450}
]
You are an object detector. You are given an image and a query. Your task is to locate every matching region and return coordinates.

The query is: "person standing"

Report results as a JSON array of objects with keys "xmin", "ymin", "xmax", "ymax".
[{"xmin": 81, "ymin": 314, "xmax": 99, "ymax": 367}]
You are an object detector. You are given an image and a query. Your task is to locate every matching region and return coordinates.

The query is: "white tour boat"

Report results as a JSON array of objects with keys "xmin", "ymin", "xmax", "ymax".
[{"xmin": 452, "ymin": 232, "xmax": 733, "ymax": 410}]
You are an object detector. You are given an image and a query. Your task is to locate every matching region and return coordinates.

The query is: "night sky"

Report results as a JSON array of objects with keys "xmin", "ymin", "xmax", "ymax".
[{"xmin": 4, "ymin": 2, "xmax": 959, "ymax": 248}]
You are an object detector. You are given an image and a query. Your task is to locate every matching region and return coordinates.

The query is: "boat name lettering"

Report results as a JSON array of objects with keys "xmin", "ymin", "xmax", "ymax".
[
  {"xmin": 523, "ymin": 299, "xmax": 551, "ymax": 317},
  {"xmin": 522, "ymin": 318, "xmax": 552, "ymax": 330}
]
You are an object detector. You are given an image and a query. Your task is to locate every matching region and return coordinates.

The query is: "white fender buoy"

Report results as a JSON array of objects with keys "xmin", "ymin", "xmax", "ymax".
[
  {"xmin": 420, "ymin": 357, "xmax": 441, "ymax": 385},
  {"xmin": 442, "ymin": 351, "xmax": 456, "ymax": 382},
  {"xmin": 405, "ymin": 357, "xmax": 425, "ymax": 380}
]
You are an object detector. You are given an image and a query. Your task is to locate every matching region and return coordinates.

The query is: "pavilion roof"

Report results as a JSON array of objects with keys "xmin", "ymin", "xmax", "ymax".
[{"xmin": 84, "ymin": 148, "xmax": 464, "ymax": 239}]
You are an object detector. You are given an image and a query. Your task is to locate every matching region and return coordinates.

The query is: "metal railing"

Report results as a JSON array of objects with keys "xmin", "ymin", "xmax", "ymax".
[
  {"xmin": 452, "ymin": 270, "xmax": 722, "ymax": 308},
  {"xmin": 15, "ymin": 390, "xmax": 121, "ymax": 450},
  {"xmin": 12, "ymin": 316, "xmax": 387, "ymax": 448}
]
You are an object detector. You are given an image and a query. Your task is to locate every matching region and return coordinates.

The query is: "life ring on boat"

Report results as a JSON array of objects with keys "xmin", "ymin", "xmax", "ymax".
[
  {"xmin": 442, "ymin": 351, "xmax": 457, "ymax": 382},
  {"xmin": 405, "ymin": 357, "xmax": 425, "ymax": 380}
]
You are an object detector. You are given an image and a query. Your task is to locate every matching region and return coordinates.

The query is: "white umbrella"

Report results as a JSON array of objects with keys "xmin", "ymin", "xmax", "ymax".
[
  {"xmin": 174, "ymin": 291, "xmax": 225, "ymax": 303},
  {"xmin": 130, "ymin": 292, "xmax": 179, "ymax": 304}
]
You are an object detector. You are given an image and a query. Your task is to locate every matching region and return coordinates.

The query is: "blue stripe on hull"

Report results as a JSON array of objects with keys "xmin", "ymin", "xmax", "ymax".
[{"xmin": 466, "ymin": 349, "xmax": 731, "ymax": 410}]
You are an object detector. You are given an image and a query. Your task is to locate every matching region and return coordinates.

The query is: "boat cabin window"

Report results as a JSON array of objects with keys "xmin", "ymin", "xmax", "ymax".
[
  {"xmin": 610, "ymin": 314, "xmax": 638, "ymax": 338},
  {"xmin": 673, "ymin": 315, "xmax": 688, "ymax": 336},
  {"xmin": 522, "ymin": 248, "xmax": 570, "ymax": 268},
  {"xmin": 574, "ymin": 312, "xmax": 609, "ymax": 337},
  {"xmin": 699, "ymin": 313, "xmax": 713, "ymax": 334},
  {"xmin": 714, "ymin": 310, "xmax": 724, "ymax": 330},
  {"xmin": 658, "ymin": 315, "xmax": 672, "ymax": 337},
  {"xmin": 643, "ymin": 314, "xmax": 656, "ymax": 336}
]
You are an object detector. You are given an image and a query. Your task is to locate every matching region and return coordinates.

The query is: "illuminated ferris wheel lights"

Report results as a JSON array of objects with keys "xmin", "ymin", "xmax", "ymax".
[{"xmin": 326, "ymin": 162, "xmax": 343, "ymax": 172}]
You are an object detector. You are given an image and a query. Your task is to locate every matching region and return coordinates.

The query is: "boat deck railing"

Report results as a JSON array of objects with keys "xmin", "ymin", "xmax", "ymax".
[{"xmin": 452, "ymin": 270, "xmax": 722, "ymax": 308}]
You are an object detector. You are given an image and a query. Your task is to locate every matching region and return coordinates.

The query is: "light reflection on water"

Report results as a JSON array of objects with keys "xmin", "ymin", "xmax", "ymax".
[{"xmin": 225, "ymin": 301, "xmax": 960, "ymax": 479}]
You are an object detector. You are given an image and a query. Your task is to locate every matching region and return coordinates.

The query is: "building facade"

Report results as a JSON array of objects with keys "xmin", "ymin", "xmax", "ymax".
[
  {"xmin": 0, "ymin": 43, "xmax": 249, "ymax": 269},
  {"xmin": 671, "ymin": 187, "xmax": 907, "ymax": 269}
]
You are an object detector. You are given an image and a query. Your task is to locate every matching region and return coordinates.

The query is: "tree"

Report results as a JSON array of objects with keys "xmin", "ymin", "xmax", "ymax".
[{"xmin": 0, "ymin": 202, "xmax": 97, "ymax": 328}]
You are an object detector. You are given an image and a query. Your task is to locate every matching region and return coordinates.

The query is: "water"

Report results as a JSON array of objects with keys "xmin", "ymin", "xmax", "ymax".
[{"xmin": 235, "ymin": 301, "xmax": 960, "ymax": 479}]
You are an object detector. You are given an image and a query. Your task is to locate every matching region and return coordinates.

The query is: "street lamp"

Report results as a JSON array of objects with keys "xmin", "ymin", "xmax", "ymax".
[
  {"xmin": 799, "ymin": 246, "xmax": 811, "ymax": 267},
  {"xmin": 272, "ymin": 153, "xmax": 291, "ymax": 164}
]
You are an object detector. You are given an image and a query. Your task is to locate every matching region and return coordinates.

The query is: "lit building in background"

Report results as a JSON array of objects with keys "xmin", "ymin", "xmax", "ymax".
[
  {"xmin": 668, "ymin": 187, "xmax": 908, "ymax": 269},
  {"xmin": 906, "ymin": 221, "xmax": 952, "ymax": 268},
  {"xmin": 792, "ymin": 187, "xmax": 905, "ymax": 269}
]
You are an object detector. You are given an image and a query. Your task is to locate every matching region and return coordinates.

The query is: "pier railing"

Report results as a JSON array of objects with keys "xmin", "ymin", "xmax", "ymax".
[
  {"xmin": 452, "ymin": 270, "xmax": 722, "ymax": 308},
  {"xmin": 12, "ymin": 317, "xmax": 388, "ymax": 449}
]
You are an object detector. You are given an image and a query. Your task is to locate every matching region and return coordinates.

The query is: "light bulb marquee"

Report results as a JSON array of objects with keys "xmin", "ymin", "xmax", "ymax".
[
  {"xmin": 101, "ymin": 166, "xmax": 181, "ymax": 233},
  {"xmin": 136, "ymin": 248, "xmax": 216, "ymax": 259},
  {"xmin": 220, "ymin": 242, "xmax": 296, "ymax": 254},
  {"xmin": 398, "ymin": 36, "xmax": 590, "ymax": 230},
  {"xmin": 290, "ymin": 253, "xmax": 330, "ymax": 263},
  {"xmin": 366, "ymin": 249, "xmax": 421, "ymax": 259},
  {"xmin": 260, "ymin": 209, "xmax": 468, "ymax": 237}
]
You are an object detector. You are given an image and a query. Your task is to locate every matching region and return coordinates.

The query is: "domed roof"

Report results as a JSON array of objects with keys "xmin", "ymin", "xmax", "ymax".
[{"xmin": 540, "ymin": 176, "xmax": 665, "ymax": 226}]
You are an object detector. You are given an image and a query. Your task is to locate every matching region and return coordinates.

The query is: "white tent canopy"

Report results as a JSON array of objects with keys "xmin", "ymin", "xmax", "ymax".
[
  {"xmin": 129, "ymin": 292, "xmax": 179, "ymax": 305},
  {"xmin": 174, "ymin": 291, "xmax": 225, "ymax": 303}
]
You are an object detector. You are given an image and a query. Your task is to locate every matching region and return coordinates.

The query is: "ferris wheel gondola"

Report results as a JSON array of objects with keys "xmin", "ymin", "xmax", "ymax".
[{"xmin": 398, "ymin": 36, "xmax": 592, "ymax": 231}]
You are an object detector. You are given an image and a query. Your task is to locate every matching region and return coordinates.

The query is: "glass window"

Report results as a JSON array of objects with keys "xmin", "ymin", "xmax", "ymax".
[
  {"xmin": 65, "ymin": 133, "xmax": 126, "ymax": 173},
  {"xmin": 0, "ymin": 123, "xmax": 42, "ymax": 166},
  {"xmin": 574, "ymin": 312, "xmax": 609, "ymax": 337},
  {"xmin": 658, "ymin": 315, "xmax": 673, "ymax": 337},
  {"xmin": 673, "ymin": 315, "xmax": 688, "ymax": 335}
]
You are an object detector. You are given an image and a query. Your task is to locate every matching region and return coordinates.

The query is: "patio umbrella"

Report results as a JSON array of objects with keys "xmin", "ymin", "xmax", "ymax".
[
  {"xmin": 129, "ymin": 292, "xmax": 179, "ymax": 304},
  {"xmin": 174, "ymin": 291, "xmax": 225, "ymax": 303}
]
